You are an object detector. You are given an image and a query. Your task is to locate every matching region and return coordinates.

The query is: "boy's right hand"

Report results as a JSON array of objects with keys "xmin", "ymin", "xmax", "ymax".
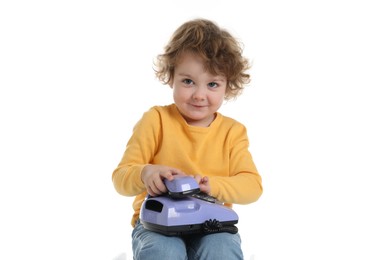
[{"xmin": 141, "ymin": 164, "xmax": 186, "ymax": 197}]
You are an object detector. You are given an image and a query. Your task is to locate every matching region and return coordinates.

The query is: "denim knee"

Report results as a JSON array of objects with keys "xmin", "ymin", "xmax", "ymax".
[
  {"xmin": 132, "ymin": 221, "xmax": 187, "ymax": 260},
  {"xmin": 187, "ymin": 232, "xmax": 243, "ymax": 260}
]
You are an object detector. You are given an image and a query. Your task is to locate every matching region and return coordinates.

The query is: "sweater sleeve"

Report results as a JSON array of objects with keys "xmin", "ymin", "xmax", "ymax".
[
  {"xmin": 112, "ymin": 107, "xmax": 161, "ymax": 196},
  {"xmin": 209, "ymin": 123, "xmax": 263, "ymax": 204}
]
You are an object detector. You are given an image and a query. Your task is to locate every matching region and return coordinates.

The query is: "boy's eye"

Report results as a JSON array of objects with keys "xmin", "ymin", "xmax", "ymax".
[
  {"xmin": 208, "ymin": 82, "xmax": 218, "ymax": 88},
  {"xmin": 183, "ymin": 79, "xmax": 193, "ymax": 85}
]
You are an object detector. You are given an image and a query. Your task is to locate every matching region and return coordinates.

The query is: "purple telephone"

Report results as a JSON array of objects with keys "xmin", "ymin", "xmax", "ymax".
[{"xmin": 140, "ymin": 175, "xmax": 239, "ymax": 236}]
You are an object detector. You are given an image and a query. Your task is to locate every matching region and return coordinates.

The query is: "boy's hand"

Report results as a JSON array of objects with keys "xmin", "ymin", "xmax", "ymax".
[
  {"xmin": 141, "ymin": 165, "xmax": 185, "ymax": 196},
  {"xmin": 194, "ymin": 174, "xmax": 211, "ymax": 195}
]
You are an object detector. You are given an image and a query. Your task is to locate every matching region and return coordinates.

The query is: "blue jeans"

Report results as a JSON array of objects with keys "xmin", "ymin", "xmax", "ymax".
[{"xmin": 132, "ymin": 220, "xmax": 243, "ymax": 260}]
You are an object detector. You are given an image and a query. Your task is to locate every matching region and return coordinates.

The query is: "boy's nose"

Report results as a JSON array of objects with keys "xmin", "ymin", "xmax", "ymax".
[{"xmin": 192, "ymin": 86, "xmax": 206, "ymax": 101}]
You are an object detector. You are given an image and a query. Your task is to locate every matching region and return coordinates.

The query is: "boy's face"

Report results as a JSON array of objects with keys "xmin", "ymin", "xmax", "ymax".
[{"xmin": 171, "ymin": 52, "xmax": 227, "ymax": 127}]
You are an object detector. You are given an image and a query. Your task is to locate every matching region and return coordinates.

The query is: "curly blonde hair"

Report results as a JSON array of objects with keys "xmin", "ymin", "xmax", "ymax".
[{"xmin": 154, "ymin": 19, "xmax": 251, "ymax": 100}]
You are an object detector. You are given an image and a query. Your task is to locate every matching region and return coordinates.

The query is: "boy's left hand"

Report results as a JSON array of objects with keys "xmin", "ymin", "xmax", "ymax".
[{"xmin": 194, "ymin": 174, "xmax": 211, "ymax": 195}]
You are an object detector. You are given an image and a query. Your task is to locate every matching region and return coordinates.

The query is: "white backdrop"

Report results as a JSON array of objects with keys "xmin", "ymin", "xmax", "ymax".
[{"xmin": 1, "ymin": 1, "xmax": 389, "ymax": 259}]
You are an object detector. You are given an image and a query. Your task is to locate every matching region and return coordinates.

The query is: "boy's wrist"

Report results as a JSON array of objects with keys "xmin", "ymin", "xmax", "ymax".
[{"xmin": 140, "ymin": 164, "xmax": 151, "ymax": 184}]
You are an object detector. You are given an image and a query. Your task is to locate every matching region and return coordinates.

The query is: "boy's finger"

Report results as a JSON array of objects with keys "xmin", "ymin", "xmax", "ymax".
[
  {"xmin": 171, "ymin": 168, "xmax": 186, "ymax": 176},
  {"xmin": 193, "ymin": 174, "xmax": 202, "ymax": 183},
  {"xmin": 161, "ymin": 170, "xmax": 174, "ymax": 181},
  {"xmin": 154, "ymin": 178, "xmax": 167, "ymax": 193}
]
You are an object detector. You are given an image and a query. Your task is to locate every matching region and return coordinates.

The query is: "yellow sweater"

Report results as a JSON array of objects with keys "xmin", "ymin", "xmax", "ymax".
[{"xmin": 112, "ymin": 104, "xmax": 263, "ymax": 227}]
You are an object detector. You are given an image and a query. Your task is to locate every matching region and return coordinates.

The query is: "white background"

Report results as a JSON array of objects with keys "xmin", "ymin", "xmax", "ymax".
[{"xmin": 1, "ymin": 0, "xmax": 389, "ymax": 259}]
